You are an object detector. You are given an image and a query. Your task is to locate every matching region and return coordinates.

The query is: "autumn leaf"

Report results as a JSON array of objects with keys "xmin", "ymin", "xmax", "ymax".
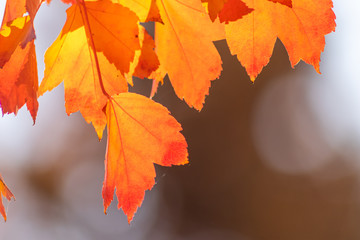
[
  {"xmin": 225, "ymin": 0, "xmax": 336, "ymax": 80},
  {"xmin": 103, "ymin": 93, "xmax": 188, "ymax": 222},
  {"xmin": 39, "ymin": 0, "xmax": 140, "ymax": 139},
  {"xmin": 0, "ymin": 176, "xmax": 15, "ymax": 222},
  {"xmin": 153, "ymin": 0, "xmax": 225, "ymax": 110},
  {"xmin": 0, "ymin": 40, "xmax": 38, "ymax": 121},
  {"xmin": 0, "ymin": 14, "xmax": 39, "ymax": 121}
]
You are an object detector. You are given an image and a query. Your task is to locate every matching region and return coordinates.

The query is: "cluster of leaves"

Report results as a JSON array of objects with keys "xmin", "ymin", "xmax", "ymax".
[{"xmin": 0, "ymin": 0, "xmax": 335, "ymax": 222}]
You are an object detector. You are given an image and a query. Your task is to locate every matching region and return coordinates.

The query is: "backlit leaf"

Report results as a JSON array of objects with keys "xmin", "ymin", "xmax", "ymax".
[
  {"xmin": 0, "ymin": 16, "xmax": 38, "ymax": 121},
  {"xmin": 225, "ymin": 0, "xmax": 336, "ymax": 80},
  {"xmin": 154, "ymin": 0, "xmax": 225, "ymax": 110},
  {"xmin": 0, "ymin": 40, "xmax": 38, "ymax": 122},
  {"xmin": 39, "ymin": 0, "xmax": 140, "ymax": 138},
  {"xmin": 103, "ymin": 93, "xmax": 188, "ymax": 222}
]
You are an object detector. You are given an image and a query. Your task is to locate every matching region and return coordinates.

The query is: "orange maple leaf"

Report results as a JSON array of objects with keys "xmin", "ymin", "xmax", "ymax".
[
  {"xmin": 0, "ymin": 5, "xmax": 40, "ymax": 121},
  {"xmin": 0, "ymin": 176, "xmax": 15, "ymax": 222},
  {"xmin": 39, "ymin": 0, "xmax": 139, "ymax": 139},
  {"xmin": 153, "ymin": 0, "xmax": 225, "ymax": 110},
  {"xmin": 225, "ymin": 0, "xmax": 336, "ymax": 80},
  {"xmin": 103, "ymin": 93, "xmax": 188, "ymax": 223},
  {"xmin": 0, "ymin": 39, "xmax": 38, "ymax": 122}
]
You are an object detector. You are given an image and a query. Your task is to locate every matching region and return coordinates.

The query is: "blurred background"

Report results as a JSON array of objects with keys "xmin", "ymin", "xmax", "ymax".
[{"xmin": 0, "ymin": 0, "xmax": 360, "ymax": 239}]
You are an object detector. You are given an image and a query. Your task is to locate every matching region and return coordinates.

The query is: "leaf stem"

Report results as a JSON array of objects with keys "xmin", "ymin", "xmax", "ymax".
[{"xmin": 77, "ymin": 0, "xmax": 110, "ymax": 98}]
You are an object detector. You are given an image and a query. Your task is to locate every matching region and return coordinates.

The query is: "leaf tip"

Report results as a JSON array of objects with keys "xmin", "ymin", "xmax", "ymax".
[{"xmin": 127, "ymin": 215, "xmax": 134, "ymax": 224}]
